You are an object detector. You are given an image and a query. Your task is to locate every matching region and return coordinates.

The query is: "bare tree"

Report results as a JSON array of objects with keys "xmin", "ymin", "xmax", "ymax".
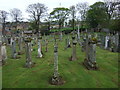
[
  {"xmin": 0, "ymin": 10, "xmax": 8, "ymax": 36},
  {"xmin": 10, "ymin": 8, "xmax": 22, "ymax": 30},
  {"xmin": 26, "ymin": 3, "xmax": 48, "ymax": 33},
  {"xmin": 104, "ymin": 0, "xmax": 120, "ymax": 19},
  {"xmin": 69, "ymin": 5, "xmax": 76, "ymax": 31},
  {"xmin": 76, "ymin": 2, "xmax": 89, "ymax": 22}
]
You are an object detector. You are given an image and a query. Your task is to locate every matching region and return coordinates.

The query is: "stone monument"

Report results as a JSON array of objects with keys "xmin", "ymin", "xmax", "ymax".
[
  {"xmin": 70, "ymin": 36, "xmax": 77, "ymax": 61},
  {"xmin": 83, "ymin": 35, "xmax": 99, "ymax": 70}
]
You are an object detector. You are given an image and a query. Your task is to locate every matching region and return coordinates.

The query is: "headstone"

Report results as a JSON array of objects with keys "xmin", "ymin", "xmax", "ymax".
[
  {"xmin": 18, "ymin": 36, "xmax": 23, "ymax": 55},
  {"xmin": 107, "ymin": 34, "xmax": 112, "ymax": 51},
  {"xmin": 100, "ymin": 34, "xmax": 105, "ymax": 49},
  {"xmin": 83, "ymin": 35, "xmax": 98, "ymax": 70},
  {"xmin": 70, "ymin": 36, "xmax": 77, "ymax": 61},
  {"xmin": 77, "ymin": 25, "xmax": 81, "ymax": 45},
  {"xmin": 67, "ymin": 36, "xmax": 71, "ymax": 48},
  {"xmin": 114, "ymin": 32, "xmax": 119, "ymax": 52},
  {"xmin": 11, "ymin": 36, "xmax": 17, "ymax": 59},
  {"xmin": 24, "ymin": 31, "xmax": 35, "ymax": 68},
  {"xmin": 1, "ymin": 43, "xmax": 7, "ymax": 65},
  {"xmin": 0, "ymin": 37, "xmax": 2, "ymax": 66},
  {"xmin": 37, "ymin": 36, "xmax": 43, "ymax": 58},
  {"xmin": 81, "ymin": 38, "xmax": 86, "ymax": 52},
  {"xmin": 50, "ymin": 38, "xmax": 64, "ymax": 85},
  {"xmin": 104, "ymin": 35, "xmax": 109, "ymax": 49}
]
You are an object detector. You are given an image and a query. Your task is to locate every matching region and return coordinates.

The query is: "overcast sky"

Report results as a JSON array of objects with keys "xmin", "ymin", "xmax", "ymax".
[{"xmin": 0, "ymin": 0, "xmax": 102, "ymax": 21}]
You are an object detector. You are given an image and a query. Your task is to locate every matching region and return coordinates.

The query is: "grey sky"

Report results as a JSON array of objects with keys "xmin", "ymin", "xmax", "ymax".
[{"xmin": 0, "ymin": 0, "xmax": 102, "ymax": 21}]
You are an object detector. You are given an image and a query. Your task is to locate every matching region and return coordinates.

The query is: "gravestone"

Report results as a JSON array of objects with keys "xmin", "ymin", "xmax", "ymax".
[
  {"xmin": 0, "ymin": 36, "xmax": 2, "ymax": 66},
  {"xmin": 18, "ymin": 35, "xmax": 23, "ymax": 55},
  {"xmin": 37, "ymin": 36, "xmax": 43, "ymax": 58},
  {"xmin": 83, "ymin": 35, "xmax": 98, "ymax": 70},
  {"xmin": 11, "ymin": 36, "xmax": 18, "ymax": 59},
  {"xmin": 50, "ymin": 38, "xmax": 64, "ymax": 85},
  {"xmin": 7, "ymin": 36, "xmax": 11, "ymax": 45},
  {"xmin": 77, "ymin": 25, "xmax": 81, "ymax": 45},
  {"xmin": 114, "ymin": 32, "xmax": 119, "ymax": 52},
  {"xmin": 67, "ymin": 36, "xmax": 71, "ymax": 48},
  {"xmin": 81, "ymin": 38, "xmax": 86, "ymax": 52},
  {"xmin": 107, "ymin": 34, "xmax": 112, "ymax": 51},
  {"xmin": 100, "ymin": 34, "xmax": 105, "ymax": 49},
  {"xmin": 24, "ymin": 31, "xmax": 35, "ymax": 68},
  {"xmin": 104, "ymin": 35, "xmax": 109, "ymax": 49},
  {"xmin": 1, "ymin": 43, "xmax": 7, "ymax": 65},
  {"xmin": 70, "ymin": 36, "xmax": 77, "ymax": 61},
  {"xmin": 64, "ymin": 36, "xmax": 71, "ymax": 50}
]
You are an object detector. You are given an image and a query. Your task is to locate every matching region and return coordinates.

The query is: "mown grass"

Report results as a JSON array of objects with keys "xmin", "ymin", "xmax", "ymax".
[{"xmin": 2, "ymin": 34, "xmax": 119, "ymax": 88}]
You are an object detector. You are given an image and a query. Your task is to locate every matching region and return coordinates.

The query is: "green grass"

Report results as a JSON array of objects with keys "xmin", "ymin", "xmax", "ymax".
[{"xmin": 2, "ymin": 34, "xmax": 119, "ymax": 88}]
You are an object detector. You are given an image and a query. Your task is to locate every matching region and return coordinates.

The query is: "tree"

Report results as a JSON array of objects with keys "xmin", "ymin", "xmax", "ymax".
[
  {"xmin": 10, "ymin": 8, "xmax": 22, "ymax": 30},
  {"xmin": 76, "ymin": 2, "xmax": 89, "ymax": 22},
  {"xmin": 104, "ymin": 0, "xmax": 120, "ymax": 20},
  {"xmin": 26, "ymin": 3, "xmax": 48, "ymax": 33},
  {"xmin": 86, "ymin": 2, "xmax": 109, "ymax": 29},
  {"xmin": 69, "ymin": 5, "xmax": 76, "ymax": 31},
  {"xmin": 50, "ymin": 7, "xmax": 69, "ymax": 30},
  {"xmin": 0, "ymin": 10, "xmax": 8, "ymax": 36},
  {"xmin": 103, "ymin": 0, "xmax": 120, "ymax": 31}
]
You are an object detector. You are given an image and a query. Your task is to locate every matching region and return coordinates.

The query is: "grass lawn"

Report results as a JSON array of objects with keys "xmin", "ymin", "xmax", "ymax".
[{"xmin": 2, "ymin": 34, "xmax": 119, "ymax": 88}]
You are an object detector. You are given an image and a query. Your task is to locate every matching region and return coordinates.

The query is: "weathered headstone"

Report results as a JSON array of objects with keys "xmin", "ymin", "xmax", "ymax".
[
  {"xmin": 18, "ymin": 36, "xmax": 23, "ymax": 55},
  {"xmin": 11, "ymin": 36, "xmax": 17, "ymax": 59},
  {"xmin": 70, "ymin": 36, "xmax": 77, "ymax": 61},
  {"xmin": 81, "ymin": 38, "xmax": 86, "ymax": 52},
  {"xmin": 77, "ymin": 25, "xmax": 81, "ymax": 45},
  {"xmin": 104, "ymin": 35, "xmax": 109, "ymax": 49},
  {"xmin": 83, "ymin": 35, "xmax": 98, "ymax": 70},
  {"xmin": 50, "ymin": 38, "xmax": 64, "ymax": 85},
  {"xmin": 37, "ymin": 36, "xmax": 43, "ymax": 58},
  {"xmin": 1, "ymin": 43, "xmax": 7, "ymax": 65},
  {"xmin": 64, "ymin": 36, "xmax": 71, "ymax": 50},
  {"xmin": 24, "ymin": 31, "xmax": 35, "ymax": 68},
  {"xmin": 100, "ymin": 34, "xmax": 105, "ymax": 49},
  {"xmin": 114, "ymin": 32, "xmax": 119, "ymax": 52},
  {"xmin": 0, "ymin": 35, "xmax": 2, "ymax": 66}
]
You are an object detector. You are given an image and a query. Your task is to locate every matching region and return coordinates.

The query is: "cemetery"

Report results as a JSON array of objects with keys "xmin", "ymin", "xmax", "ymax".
[{"xmin": 0, "ymin": 0, "xmax": 119, "ymax": 88}]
